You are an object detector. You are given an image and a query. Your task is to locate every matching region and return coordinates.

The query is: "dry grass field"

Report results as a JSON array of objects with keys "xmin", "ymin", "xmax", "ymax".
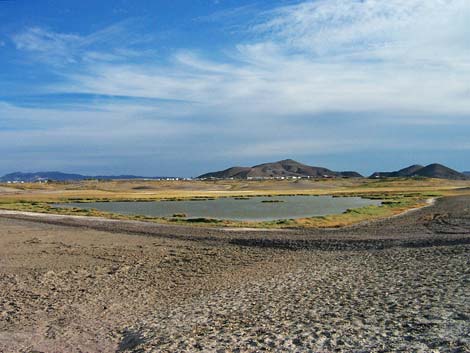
[{"xmin": 1, "ymin": 177, "xmax": 469, "ymax": 201}]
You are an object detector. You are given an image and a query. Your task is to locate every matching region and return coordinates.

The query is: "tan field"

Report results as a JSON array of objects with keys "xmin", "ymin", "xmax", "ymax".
[{"xmin": 1, "ymin": 177, "xmax": 469, "ymax": 202}]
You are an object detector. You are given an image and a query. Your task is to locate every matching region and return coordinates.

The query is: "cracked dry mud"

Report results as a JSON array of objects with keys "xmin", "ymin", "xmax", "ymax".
[{"xmin": 0, "ymin": 196, "xmax": 469, "ymax": 352}]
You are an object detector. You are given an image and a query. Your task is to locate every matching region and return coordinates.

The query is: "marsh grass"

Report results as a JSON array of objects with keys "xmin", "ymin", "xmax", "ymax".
[
  {"xmin": 0, "ymin": 193, "xmax": 426, "ymax": 228},
  {"xmin": 1, "ymin": 177, "xmax": 469, "ymax": 228}
]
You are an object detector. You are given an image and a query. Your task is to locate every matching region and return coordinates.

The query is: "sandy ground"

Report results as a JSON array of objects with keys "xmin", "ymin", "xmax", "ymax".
[{"xmin": 0, "ymin": 196, "xmax": 469, "ymax": 352}]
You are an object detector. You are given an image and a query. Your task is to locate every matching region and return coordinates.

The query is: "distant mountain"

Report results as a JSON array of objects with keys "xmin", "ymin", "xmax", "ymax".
[
  {"xmin": 464, "ymin": 171, "xmax": 470, "ymax": 177},
  {"xmin": 199, "ymin": 166, "xmax": 252, "ymax": 179},
  {"xmin": 394, "ymin": 164, "xmax": 425, "ymax": 177},
  {"xmin": 370, "ymin": 163, "xmax": 468, "ymax": 180},
  {"xmin": 0, "ymin": 171, "xmax": 172, "ymax": 182},
  {"xmin": 198, "ymin": 159, "xmax": 363, "ymax": 179},
  {"xmin": 1, "ymin": 172, "xmax": 85, "ymax": 182},
  {"xmin": 369, "ymin": 164, "xmax": 424, "ymax": 179},
  {"xmin": 337, "ymin": 171, "xmax": 363, "ymax": 178},
  {"xmin": 369, "ymin": 171, "xmax": 393, "ymax": 179},
  {"xmin": 415, "ymin": 164, "xmax": 467, "ymax": 180}
]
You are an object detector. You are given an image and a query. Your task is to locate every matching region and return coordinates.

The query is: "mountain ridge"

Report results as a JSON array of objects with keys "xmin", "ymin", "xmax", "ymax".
[
  {"xmin": 198, "ymin": 159, "xmax": 362, "ymax": 179},
  {"xmin": 370, "ymin": 163, "xmax": 467, "ymax": 180},
  {"xmin": 1, "ymin": 163, "xmax": 467, "ymax": 182},
  {"xmin": 0, "ymin": 171, "xmax": 174, "ymax": 182}
]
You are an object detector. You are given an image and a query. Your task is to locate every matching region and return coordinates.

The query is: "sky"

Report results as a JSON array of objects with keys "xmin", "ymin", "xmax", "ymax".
[{"xmin": 0, "ymin": 0, "xmax": 469, "ymax": 177}]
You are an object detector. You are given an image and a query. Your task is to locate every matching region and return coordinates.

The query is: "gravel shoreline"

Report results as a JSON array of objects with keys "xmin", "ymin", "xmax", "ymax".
[{"xmin": 0, "ymin": 196, "xmax": 469, "ymax": 352}]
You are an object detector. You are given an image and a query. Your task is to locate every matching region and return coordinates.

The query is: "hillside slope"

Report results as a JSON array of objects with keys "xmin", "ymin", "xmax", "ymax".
[
  {"xmin": 370, "ymin": 163, "xmax": 467, "ymax": 180},
  {"xmin": 415, "ymin": 164, "xmax": 467, "ymax": 180},
  {"xmin": 199, "ymin": 159, "xmax": 362, "ymax": 179}
]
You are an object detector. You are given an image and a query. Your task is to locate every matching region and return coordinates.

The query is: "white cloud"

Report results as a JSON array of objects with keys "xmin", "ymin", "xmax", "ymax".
[
  {"xmin": 255, "ymin": 0, "xmax": 470, "ymax": 58},
  {"xmin": 30, "ymin": 0, "xmax": 467, "ymax": 119},
  {"xmin": 12, "ymin": 20, "xmax": 151, "ymax": 66}
]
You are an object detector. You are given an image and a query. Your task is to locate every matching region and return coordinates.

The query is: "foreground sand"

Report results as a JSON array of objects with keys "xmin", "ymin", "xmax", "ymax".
[{"xmin": 0, "ymin": 196, "xmax": 469, "ymax": 352}]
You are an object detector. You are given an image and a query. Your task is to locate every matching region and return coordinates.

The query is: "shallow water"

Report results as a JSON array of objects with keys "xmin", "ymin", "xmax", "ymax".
[{"xmin": 56, "ymin": 196, "xmax": 382, "ymax": 221}]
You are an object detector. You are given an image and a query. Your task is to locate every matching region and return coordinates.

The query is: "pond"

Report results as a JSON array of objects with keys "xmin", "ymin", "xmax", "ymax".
[{"xmin": 55, "ymin": 195, "xmax": 382, "ymax": 222}]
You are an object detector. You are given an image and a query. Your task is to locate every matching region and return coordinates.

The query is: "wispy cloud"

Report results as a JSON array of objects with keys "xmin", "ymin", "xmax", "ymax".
[
  {"xmin": 23, "ymin": 0, "xmax": 467, "ymax": 117},
  {"xmin": 12, "ymin": 20, "xmax": 153, "ymax": 66},
  {"xmin": 195, "ymin": 3, "xmax": 263, "ymax": 30}
]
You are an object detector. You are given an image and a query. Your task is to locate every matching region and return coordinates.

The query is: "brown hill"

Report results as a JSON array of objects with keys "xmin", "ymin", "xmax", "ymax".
[
  {"xmin": 370, "ymin": 163, "xmax": 467, "ymax": 180},
  {"xmin": 198, "ymin": 159, "xmax": 362, "ymax": 179},
  {"xmin": 369, "ymin": 164, "xmax": 423, "ymax": 179},
  {"xmin": 394, "ymin": 164, "xmax": 425, "ymax": 177},
  {"xmin": 415, "ymin": 164, "xmax": 467, "ymax": 180},
  {"xmin": 196, "ymin": 166, "xmax": 252, "ymax": 179}
]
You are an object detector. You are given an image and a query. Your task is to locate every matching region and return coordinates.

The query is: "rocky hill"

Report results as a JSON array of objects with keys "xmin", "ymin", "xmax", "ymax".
[
  {"xmin": 369, "ymin": 165, "xmax": 423, "ymax": 179},
  {"xmin": 0, "ymin": 172, "xmax": 85, "ymax": 182},
  {"xmin": 415, "ymin": 164, "xmax": 467, "ymax": 180},
  {"xmin": 198, "ymin": 159, "xmax": 363, "ymax": 179},
  {"xmin": 370, "ymin": 164, "xmax": 467, "ymax": 180},
  {"xmin": 0, "ymin": 172, "xmax": 170, "ymax": 182}
]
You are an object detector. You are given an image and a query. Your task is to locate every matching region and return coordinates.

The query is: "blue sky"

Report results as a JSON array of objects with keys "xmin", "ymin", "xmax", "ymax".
[{"xmin": 0, "ymin": 0, "xmax": 469, "ymax": 177}]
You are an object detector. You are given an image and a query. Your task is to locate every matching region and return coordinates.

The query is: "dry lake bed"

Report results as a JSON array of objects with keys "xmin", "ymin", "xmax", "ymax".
[{"xmin": 0, "ymin": 195, "xmax": 469, "ymax": 352}]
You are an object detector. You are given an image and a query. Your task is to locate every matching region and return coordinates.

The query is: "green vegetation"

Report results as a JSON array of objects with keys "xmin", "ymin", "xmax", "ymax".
[
  {"xmin": 0, "ymin": 192, "xmax": 431, "ymax": 229},
  {"xmin": 0, "ymin": 177, "xmax": 469, "ymax": 229}
]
